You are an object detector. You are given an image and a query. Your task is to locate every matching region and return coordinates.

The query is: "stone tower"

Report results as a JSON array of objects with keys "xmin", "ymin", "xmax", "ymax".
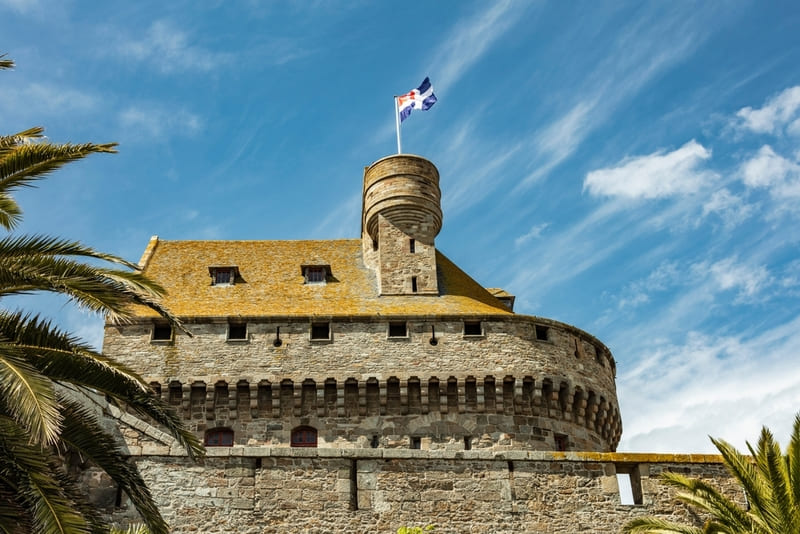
[{"xmin": 362, "ymin": 154, "xmax": 442, "ymax": 295}]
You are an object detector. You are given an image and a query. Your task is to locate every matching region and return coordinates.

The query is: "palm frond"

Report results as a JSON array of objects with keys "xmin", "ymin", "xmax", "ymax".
[
  {"xmin": 0, "ymin": 311, "xmax": 202, "ymax": 459},
  {"xmin": 0, "ymin": 418, "xmax": 91, "ymax": 534},
  {"xmin": 0, "ymin": 193, "xmax": 22, "ymax": 231},
  {"xmin": 60, "ymin": 399, "xmax": 169, "ymax": 534},
  {"xmin": 788, "ymin": 414, "xmax": 800, "ymax": 518},
  {"xmin": 0, "ymin": 234, "xmax": 139, "ymax": 269},
  {"xmin": 0, "ymin": 55, "xmax": 12, "ymax": 70},
  {"xmin": 0, "ymin": 140, "xmax": 117, "ymax": 187},
  {"xmin": 620, "ymin": 516, "xmax": 704, "ymax": 534},
  {"xmin": 0, "ymin": 341, "xmax": 62, "ymax": 445}
]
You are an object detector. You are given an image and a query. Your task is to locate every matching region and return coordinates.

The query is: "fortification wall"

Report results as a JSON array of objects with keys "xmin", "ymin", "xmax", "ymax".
[
  {"xmin": 103, "ymin": 449, "xmax": 738, "ymax": 534},
  {"xmin": 103, "ymin": 316, "xmax": 621, "ymax": 450}
]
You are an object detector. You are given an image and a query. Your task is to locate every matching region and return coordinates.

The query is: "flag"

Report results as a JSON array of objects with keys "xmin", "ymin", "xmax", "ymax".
[{"xmin": 397, "ymin": 77, "xmax": 437, "ymax": 122}]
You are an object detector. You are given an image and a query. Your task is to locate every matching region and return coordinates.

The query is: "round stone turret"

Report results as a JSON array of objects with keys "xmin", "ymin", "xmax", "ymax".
[
  {"xmin": 363, "ymin": 154, "xmax": 442, "ymax": 243},
  {"xmin": 362, "ymin": 155, "xmax": 443, "ymax": 295}
]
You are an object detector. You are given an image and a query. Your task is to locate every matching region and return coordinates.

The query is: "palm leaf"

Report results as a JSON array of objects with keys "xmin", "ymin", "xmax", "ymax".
[
  {"xmin": 0, "ymin": 341, "xmax": 61, "ymax": 445},
  {"xmin": 0, "ymin": 418, "xmax": 91, "ymax": 534},
  {"xmin": 0, "ymin": 312, "xmax": 202, "ymax": 459},
  {"xmin": 59, "ymin": 399, "xmax": 169, "ymax": 534},
  {"xmin": 620, "ymin": 516, "xmax": 703, "ymax": 534}
]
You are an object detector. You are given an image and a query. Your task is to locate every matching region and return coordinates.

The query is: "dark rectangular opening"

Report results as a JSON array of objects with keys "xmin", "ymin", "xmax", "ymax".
[
  {"xmin": 464, "ymin": 321, "xmax": 482, "ymax": 336},
  {"xmin": 464, "ymin": 436, "xmax": 472, "ymax": 450},
  {"xmin": 410, "ymin": 437, "xmax": 421, "ymax": 449},
  {"xmin": 409, "ymin": 238, "xmax": 415, "ymax": 253},
  {"xmin": 152, "ymin": 324, "xmax": 172, "ymax": 341},
  {"xmin": 535, "ymin": 324, "xmax": 549, "ymax": 341},
  {"xmin": 311, "ymin": 322, "xmax": 330, "ymax": 340},
  {"xmin": 388, "ymin": 321, "xmax": 407, "ymax": 338},
  {"xmin": 228, "ymin": 323, "xmax": 247, "ymax": 340},
  {"xmin": 555, "ymin": 433, "xmax": 568, "ymax": 451},
  {"xmin": 411, "ymin": 276, "xmax": 418, "ymax": 292}
]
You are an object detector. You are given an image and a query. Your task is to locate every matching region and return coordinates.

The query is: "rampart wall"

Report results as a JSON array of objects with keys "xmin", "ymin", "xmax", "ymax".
[
  {"xmin": 103, "ymin": 316, "xmax": 621, "ymax": 451},
  {"xmin": 101, "ymin": 448, "xmax": 738, "ymax": 534}
]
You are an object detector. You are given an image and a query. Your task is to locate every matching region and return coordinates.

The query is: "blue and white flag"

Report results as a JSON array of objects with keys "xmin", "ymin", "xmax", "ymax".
[{"xmin": 397, "ymin": 77, "xmax": 437, "ymax": 122}]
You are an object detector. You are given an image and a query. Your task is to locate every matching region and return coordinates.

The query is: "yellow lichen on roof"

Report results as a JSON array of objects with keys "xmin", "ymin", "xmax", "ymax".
[{"xmin": 131, "ymin": 239, "xmax": 512, "ymax": 319}]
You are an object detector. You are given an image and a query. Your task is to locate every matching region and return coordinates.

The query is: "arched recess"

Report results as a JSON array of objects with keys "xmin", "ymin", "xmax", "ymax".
[
  {"xmin": 205, "ymin": 427, "xmax": 234, "ymax": 447},
  {"xmin": 291, "ymin": 426, "xmax": 317, "ymax": 447}
]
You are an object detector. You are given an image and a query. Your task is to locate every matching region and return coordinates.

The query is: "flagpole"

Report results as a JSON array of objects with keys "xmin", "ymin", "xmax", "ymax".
[{"xmin": 394, "ymin": 96, "xmax": 402, "ymax": 154}]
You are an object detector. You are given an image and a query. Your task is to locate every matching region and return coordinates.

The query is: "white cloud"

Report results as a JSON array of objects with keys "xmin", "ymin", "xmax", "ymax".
[
  {"xmin": 583, "ymin": 140, "xmax": 717, "ymax": 199},
  {"xmin": 740, "ymin": 145, "xmax": 800, "ymax": 200},
  {"xmin": 618, "ymin": 317, "xmax": 800, "ymax": 453},
  {"xmin": 702, "ymin": 188, "xmax": 754, "ymax": 228},
  {"xmin": 735, "ymin": 85, "xmax": 800, "ymax": 135},
  {"xmin": 514, "ymin": 223, "xmax": 550, "ymax": 248},
  {"xmin": 115, "ymin": 19, "xmax": 228, "ymax": 74},
  {"xmin": 0, "ymin": 82, "xmax": 96, "ymax": 116},
  {"xmin": 430, "ymin": 0, "xmax": 525, "ymax": 89},
  {"xmin": 119, "ymin": 105, "xmax": 203, "ymax": 140},
  {"xmin": 702, "ymin": 257, "xmax": 771, "ymax": 298}
]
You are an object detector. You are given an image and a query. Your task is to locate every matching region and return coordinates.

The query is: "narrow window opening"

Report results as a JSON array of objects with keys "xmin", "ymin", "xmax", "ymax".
[
  {"xmin": 228, "ymin": 323, "xmax": 247, "ymax": 340},
  {"xmin": 616, "ymin": 464, "xmax": 643, "ymax": 505},
  {"xmin": 464, "ymin": 436, "xmax": 472, "ymax": 450},
  {"xmin": 410, "ymin": 437, "xmax": 421, "ymax": 449},
  {"xmin": 114, "ymin": 485, "xmax": 123, "ymax": 508},
  {"xmin": 595, "ymin": 345, "xmax": 606, "ymax": 366},
  {"xmin": 554, "ymin": 433, "xmax": 568, "ymax": 451},
  {"xmin": 409, "ymin": 238, "xmax": 415, "ymax": 253},
  {"xmin": 372, "ymin": 239, "xmax": 378, "ymax": 251},
  {"xmin": 388, "ymin": 321, "xmax": 408, "ymax": 338},
  {"xmin": 255, "ymin": 458, "xmax": 262, "ymax": 469},
  {"xmin": 463, "ymin": 321, "xmax": 482, "ymax": 336},
  {"xmin": 370, "ymin": 435, "xmax": 379, "ymax": 448},
  {"xmin": 535, "ymin": 325, "xmax": 549, "ymax": 341},
  {"xmin": 152, "ymin": 324, "xmax": 172, "ymax": 341},
  {"xmin": 349, "ymin": 459, "xmax": 358, "ymax": 510},
  {"xmin": 311, "ymin": 322, "xmax": 330, "ymax": 340},
  {"xmin": 411, "ymin": 276, "xmax": 418, "ymax": 292},
  {"xmin": 273, "ymin": 326, "xmax": 282, "ymax": 347}
]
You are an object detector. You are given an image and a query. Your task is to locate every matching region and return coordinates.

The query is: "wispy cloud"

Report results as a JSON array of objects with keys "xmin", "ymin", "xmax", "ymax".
[
  {"xmin": 0, "ymin": 83, "xmax": 97, "ymax": 118},
  {"xmin": 701, "ymin": 257, "xmax": 771, "ymax": 300},
  {"xmin": 735, "ymin": 85, "xmax": 800, "ymax": 135},
  {"xmin": 618, "ymin": 315, "xmax": 800, "ymax": 453},
  {"xmin": 118, "ymin": 104, "xmax": 203, "ymax": 140},
  {"xmin": 430, "ymin": 0, "xmax": 526, "ymax": 89},
  {"xmin": 584, "ymin": 140, "xmax": 717, "ymax": 199},
  {"xmin": 702, "ymin": 189, "xmax": 755, "ymax": 229},
  {"xmin": 514, "ymin": 223, "xmax": 550, "ymax": 249},
  {"xmin": 114, "ymin": 19, "xmax": 230, "ymax": 74}
]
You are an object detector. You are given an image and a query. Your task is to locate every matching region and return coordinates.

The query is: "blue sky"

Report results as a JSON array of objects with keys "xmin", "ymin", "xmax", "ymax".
[{"xmin": 2, "ymin": 1, "xmax": 799, "ymax": 454}]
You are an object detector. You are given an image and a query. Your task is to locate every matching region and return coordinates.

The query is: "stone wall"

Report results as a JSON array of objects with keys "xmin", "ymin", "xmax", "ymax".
[
  {"xmin": 103, "ymin": 316, "xmax": 621, "ymax": 451},
  {"xmin": 105, "ymin": 448, "xmax": 739, "ymax": 534}
]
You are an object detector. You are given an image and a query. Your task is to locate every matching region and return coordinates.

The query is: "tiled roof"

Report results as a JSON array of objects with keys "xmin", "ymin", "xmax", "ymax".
[{"xmin": 131, "ymin": 238, "xmax": 512, "ymax": 319}]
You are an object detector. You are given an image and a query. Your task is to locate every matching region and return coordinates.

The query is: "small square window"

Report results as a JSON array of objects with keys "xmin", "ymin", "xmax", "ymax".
[
  {"xmin": 535, "ymin": 325, "xmax": 549, "ymax": 341},
  {"xmin": 388, "ymin": 322, "xmax": 408, "ymax": 338},
  {"xmin": 463, "ymin": 321, "xmax": 482, "ymax": 336},
  {"xmin": 209, "ymin": 266, "xmax": 238, "ymax": 286},
  {"xmin": 228, "ymin": 324, "xmax": 247, "ymax": 341},
  {"xmin": 311, "ymin": 322, "xmax": 330, "ymax": 340},
  {"xmin": 152, "ymin": 325, "xmax": 172, "ymax": 341},
  {"xmin": 410, "ymin": 437, "xmax": 421, "ymax": 449},
  {"xmin": 555, "ymin": 433, "xmax": 568, "ymax": 451},
  {"xmin": 305, "ymin": 267, "xmax": 326, "ymax": 284}
]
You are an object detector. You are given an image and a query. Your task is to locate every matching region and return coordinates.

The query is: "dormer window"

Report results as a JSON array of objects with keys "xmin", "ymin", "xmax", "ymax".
[
  {"xmin": 302, "ymin": 264, "xmax": 331, "ymax": 285},
  {"xmin": 209, "ymin": 266, "xmax": 239, "ymax": 286}
]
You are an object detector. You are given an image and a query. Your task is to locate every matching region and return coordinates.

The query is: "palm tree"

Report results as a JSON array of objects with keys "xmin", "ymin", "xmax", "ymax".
[
  {"xmin": 622, "ymin": 414, "xmax": 800, "ymax": 534},
  {"xmin": 0, "ymin": 57, "xmax": 203, "ymax": 534}
]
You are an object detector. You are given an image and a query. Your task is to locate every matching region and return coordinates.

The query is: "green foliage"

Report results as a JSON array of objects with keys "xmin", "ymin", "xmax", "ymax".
[
  {"xmin": 0, "ymin": 57, "xmax": 203, "ymax": 534},
  {"xmin": 397, "ymin": 526, "xmax": 436, "ymax": 534},
  {"xmin": 622, "ymin": 413, "xmax": 800, "ymax": 534}
]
